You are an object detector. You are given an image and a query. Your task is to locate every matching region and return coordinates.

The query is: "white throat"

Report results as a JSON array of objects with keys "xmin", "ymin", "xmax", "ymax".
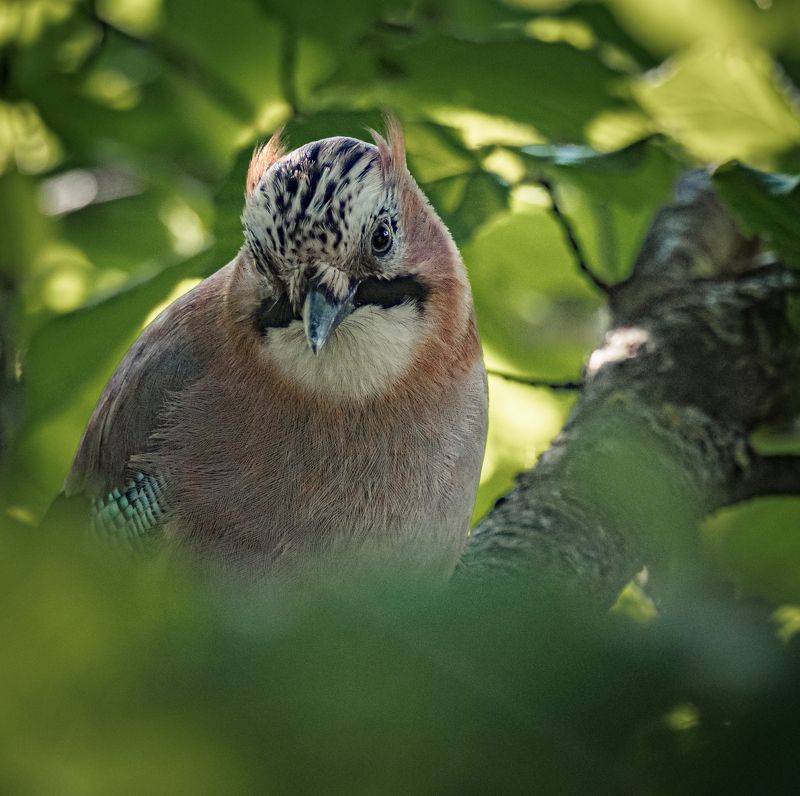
[{"xmin": 265, "ymin": 303, "xmax": 426, "ymax": 401}]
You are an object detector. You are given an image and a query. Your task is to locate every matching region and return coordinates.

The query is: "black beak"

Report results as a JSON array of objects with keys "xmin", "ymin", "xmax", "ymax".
[{"xmin": 302, "ymin": 275, "xmax": 358, "ymax": 354}]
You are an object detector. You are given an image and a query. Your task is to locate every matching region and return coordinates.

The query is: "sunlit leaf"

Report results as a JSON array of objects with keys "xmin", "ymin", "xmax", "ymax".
[
  {"xmin": 466, "ymin": 208, "xmax": 602, "ymax": 375},
  {"xmin": 323, "ymin": 33, "xmax": 632, "ymax": 141},
  {"xmin": 632, "ymin": 45, "xmax": 800, "ymax": 163},
  {"xmin": 547, "ymin": 0, "xmax": 661, "ymax": 69}
]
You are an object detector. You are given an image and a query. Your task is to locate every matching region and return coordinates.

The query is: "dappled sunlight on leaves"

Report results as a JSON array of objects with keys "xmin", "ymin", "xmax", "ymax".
[
  {"xmin": 774, "ymin": 604, "xmax": 800, "ymax": 643},
  {"xmin": 633, "ymin": 45, "xmax": 800, "ymax": 165},
  {"xmin": 2, "ymin": 0, "xmax": 800, "ymax": 788},
  {"xmin": 0, "ymin": 100, "xmax": 62, "ymax": 174}
]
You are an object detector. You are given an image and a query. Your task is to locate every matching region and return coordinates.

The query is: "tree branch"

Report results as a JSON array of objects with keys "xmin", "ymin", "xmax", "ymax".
[{"xmin": 459, "ymin": 170, "xmax": 800, "ymax": 603}]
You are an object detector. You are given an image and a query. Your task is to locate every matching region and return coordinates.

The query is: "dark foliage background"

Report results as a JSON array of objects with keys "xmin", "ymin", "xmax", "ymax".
[{"xmin": 1, "ymin": 0, "xmax": 800, "ymax": 791}]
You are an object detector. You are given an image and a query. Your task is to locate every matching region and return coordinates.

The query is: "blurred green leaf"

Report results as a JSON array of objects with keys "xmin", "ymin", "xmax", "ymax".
[
  {"xmin": 2, "ymin": 512, "xmax": 799, "ymax": 794},
  {"xmin": 713, "ymin": 161, "xmax": 800, "ymax": 267},
  {"xmin": 264, "ymin": 0, "xmax": 408, "ymax": 47},
  {"xmin": 547, "ymin": 0, "xmax": 662, "ymax": 69},
  {"xmin": 426, "ymin": 170, "xmax": 510, "ymax": 244},
  {"xmin": 705, "ymin": 498, "xmax": 800, "ymax": 603},
  {"xmin": 324, "ymin": 33, "xmax": 631, "ymax": 141},
  {"xmin": 467, "ymin": 208, "xmax": 602, "ymax": 375},
  {"xmin": 520, "ymin": 136, "xmax": 686, "ymax": 281},
  {"xmin": 159, "ymin": 0, "xmax": 282, "ymax": 116},
  {"xmin": 22, "ymin": 251, "xmax": 209, "ymax": 428},
  {"xmin": 58, "ymin": 190, "xmax": 173, "ymax": 271},
  {"xmin": 633, "ymin": 45, "xmax": 800, "ymax": 164},
  {"xmin": 0, "ymin": 172, "xmax": 49, "ymax": 277}
]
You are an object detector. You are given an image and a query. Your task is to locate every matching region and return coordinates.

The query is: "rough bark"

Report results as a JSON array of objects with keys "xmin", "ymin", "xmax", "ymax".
[{"xmin": 458, "ymin": 171, "xmax": 800, "ymax": 604}]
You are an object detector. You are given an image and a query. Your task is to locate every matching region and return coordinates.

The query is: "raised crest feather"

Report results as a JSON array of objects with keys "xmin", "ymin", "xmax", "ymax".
[
  {"xmin": 369, "ymin": 113, "xmax": 406, "ymax": 183},
  {"xmin": 246, "ymin": 128, "xmax": 286, "ymax": 196}
]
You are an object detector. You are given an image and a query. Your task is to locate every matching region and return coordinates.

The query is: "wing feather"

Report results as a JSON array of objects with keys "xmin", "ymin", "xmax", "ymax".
[{"xmin": 64, "ymin": 277, "xmax": 214, "ymax": 500}]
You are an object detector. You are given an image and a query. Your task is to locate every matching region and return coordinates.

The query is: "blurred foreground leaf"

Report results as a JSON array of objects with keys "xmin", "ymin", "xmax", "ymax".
[{"xmin": 1, "ymin": 515, "xmax": 799, "ymax": 794}]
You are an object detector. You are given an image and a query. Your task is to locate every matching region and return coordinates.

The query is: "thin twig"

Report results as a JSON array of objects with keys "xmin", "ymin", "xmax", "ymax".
[
  {"xmin": 487, "ymin": 368, "xmax": 583, "ymax": 391},
  {"xmin": 537, "ymin": 176, "xmax": 612, "ymax": 294}
]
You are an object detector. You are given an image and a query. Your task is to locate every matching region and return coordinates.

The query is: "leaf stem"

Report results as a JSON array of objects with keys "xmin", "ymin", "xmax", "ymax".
[
  {"xmin": 537, "ymin": 176, "xmax": 612, "ymax": 294},
  {"xmin": 487, "ymin": 368, "xmax": 583, "ymax": 391}
]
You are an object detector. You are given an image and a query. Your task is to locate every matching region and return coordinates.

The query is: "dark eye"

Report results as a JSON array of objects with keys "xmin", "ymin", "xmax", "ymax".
[{"xmin": 370, "ymin": 221, "xmax": 393, "ymax": 256}]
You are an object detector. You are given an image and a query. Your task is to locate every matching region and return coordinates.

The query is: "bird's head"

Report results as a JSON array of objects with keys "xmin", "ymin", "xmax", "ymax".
[{"xmin": 235, "ymin": 117, "xmax": 477, "ymax": 400}]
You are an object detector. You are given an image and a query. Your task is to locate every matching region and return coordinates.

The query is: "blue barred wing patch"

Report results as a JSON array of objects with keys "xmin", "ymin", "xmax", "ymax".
[{"xmin": 90, "ymin": 472, "xmax": 167, "ymax": 550}]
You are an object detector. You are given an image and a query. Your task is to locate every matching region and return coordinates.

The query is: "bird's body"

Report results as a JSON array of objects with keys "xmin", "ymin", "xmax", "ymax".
[{"xmin": 65, "ymin": 121, "xmax": 488, "ymax": 576}]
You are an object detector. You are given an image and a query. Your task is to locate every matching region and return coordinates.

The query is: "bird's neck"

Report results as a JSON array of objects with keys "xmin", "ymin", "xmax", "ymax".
[
  {"xmin": 262, "ymin": 302, "xmax": 431, "ymax": 402},
  {"xmin": 224, "ymin": 251, "xmax": 480, "ymax": 405}
]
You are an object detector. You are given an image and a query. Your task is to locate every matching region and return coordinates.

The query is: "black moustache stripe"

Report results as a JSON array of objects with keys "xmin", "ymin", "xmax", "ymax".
[
  {"xmin": 254, "ymin": 275, "xmax": 428, "ymax": 335},
  {"xmin": 354, "ymin": 275, "xmax": 428, "ymax": 310},
  {"xmin": 253, "ymin": 293, "xmax": 299, "ymax": 334}
]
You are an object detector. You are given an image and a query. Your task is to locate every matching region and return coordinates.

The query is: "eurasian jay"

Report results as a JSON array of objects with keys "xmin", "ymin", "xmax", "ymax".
[{"xmin": 64, "ymin": 118, "xmax": 488, "ymax": 576}]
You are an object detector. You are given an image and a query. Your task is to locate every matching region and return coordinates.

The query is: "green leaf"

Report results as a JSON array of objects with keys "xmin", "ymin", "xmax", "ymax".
[
  {"xmin": 632, "ymin": 45, "xmax": 800, "ymax": 163},
  {"xmin": 520, "ymin": 135, "xmax": 683, "ymax": 203},
  {"xmin": 520, "ymin": 136, "xmax": 686, "ymax": 281},
  {"xmin": 2, "ymin": 510, "xmax": 799, "ymax": 794},
  {"xmin": 58, "ymin": 190, "xmax": 174, "ymax": 272},
  {"xmin": 409, "ymin": 119, "xmax": 510, "ymax": 243},
  {"xmin": 425, "ymin": 170, "xmax": 510, "ymax": 244},
  {"xmin": 465, "ymin": 208, "xmax": 602, "ymax": 375},
  {"xmin": 263, "ymin": 0, "xmax": 407, "ymax": 47},
  {"xmin": 323, "ymin": 33, "xmax": 632, "ymax": 141},
  {"xmin": 547, "ymin": 1, "xmax": 661, "ymax": 70},
  {"xmin": 22, "ymin": 252, "xmax": 210, "ymax": 427},
  {"xmin": 704, "ymin": 497, "xmax": 800, "ymax": 603},
  {"xmin": 159, "ymin": 0, "xmax": 282, "ymax": 117},
  {"xmin": 713, "ymin": 161, "xmax": 800, "ymax": 267}
]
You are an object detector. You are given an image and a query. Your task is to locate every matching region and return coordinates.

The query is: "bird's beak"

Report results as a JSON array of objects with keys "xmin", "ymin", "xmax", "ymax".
[{"xmin": 302, "ymin": 275, "xmax": 358, "ymax": 354}]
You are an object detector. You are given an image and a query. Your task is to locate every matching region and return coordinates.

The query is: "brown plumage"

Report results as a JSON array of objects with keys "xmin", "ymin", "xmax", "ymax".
[{"xmin": 65, "ymin": 119, "xmax": 488, "ymax": 576}]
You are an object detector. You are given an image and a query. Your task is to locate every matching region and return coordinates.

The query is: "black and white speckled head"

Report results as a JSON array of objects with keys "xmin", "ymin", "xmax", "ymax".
[
  {"xmin": 242, "ymin": 134, "xmax": 404, "ymax": 308},
  {"xmin": 233, "ymin": 120, "xmax": 469, "ymax": 402}
]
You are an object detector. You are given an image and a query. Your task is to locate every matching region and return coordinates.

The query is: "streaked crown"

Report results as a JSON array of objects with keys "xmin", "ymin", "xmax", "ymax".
[{"xmin": 242, "ymin": 134, "xmax": 404, "ymax": 306}]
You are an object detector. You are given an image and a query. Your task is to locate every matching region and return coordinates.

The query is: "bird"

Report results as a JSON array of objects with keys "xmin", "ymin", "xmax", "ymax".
[{"xmin": 62, "ymin": 117, "xmax": 488, "ymax": 577}]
